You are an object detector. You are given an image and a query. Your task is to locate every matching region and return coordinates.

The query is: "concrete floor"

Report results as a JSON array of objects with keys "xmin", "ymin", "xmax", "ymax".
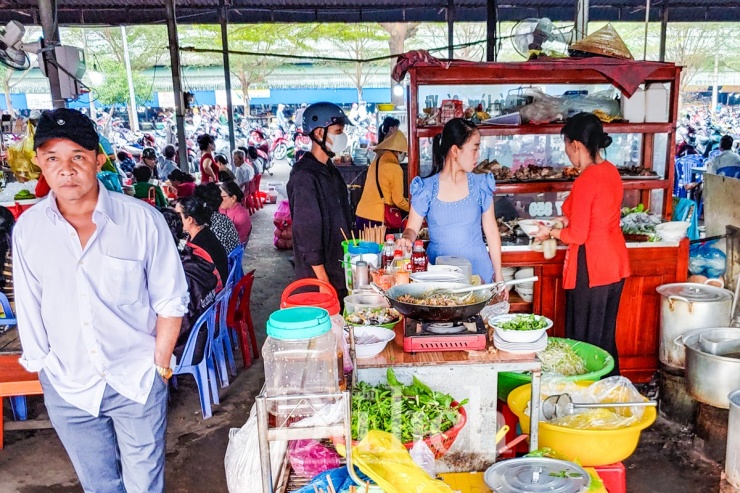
[{"xmin": 0, "ymin": 161, "xmax": 726, "ymax": 492}]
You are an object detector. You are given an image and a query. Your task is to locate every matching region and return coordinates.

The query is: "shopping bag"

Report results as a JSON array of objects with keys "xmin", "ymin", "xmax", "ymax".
[{"xmin": 7, "ymin": 122, "xmax": 41, "ymax": 182}]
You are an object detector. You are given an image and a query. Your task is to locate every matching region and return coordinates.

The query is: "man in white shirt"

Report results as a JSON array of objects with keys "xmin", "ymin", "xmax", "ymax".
[
  {"xmin": 706, "ymin": 135, "xmax": 740, "ymax": 174},
  {"xmin": 14, "ymin": 108, "xmax": 189, "ymax": 493},
  {"xmin": 233, "ymin": 148, "xmax": 253, "ymax": 189}
]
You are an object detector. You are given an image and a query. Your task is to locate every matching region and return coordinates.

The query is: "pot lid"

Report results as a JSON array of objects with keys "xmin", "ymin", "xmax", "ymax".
[
  {"xmin": 484, "ymin": 458, "xmax": 590, "ymax": 493},
  {"xmin": 656, "ymin": 283, "xmax": 732, "ymax": 303}
]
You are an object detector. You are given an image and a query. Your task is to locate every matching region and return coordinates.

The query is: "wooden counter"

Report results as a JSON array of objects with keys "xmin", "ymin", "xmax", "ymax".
[{"xmin": 501, "ymin": 239, "xmax": 689, "ymax": 382}]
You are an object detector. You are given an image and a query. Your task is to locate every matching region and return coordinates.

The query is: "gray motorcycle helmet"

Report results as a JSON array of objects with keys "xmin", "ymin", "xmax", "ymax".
[{"xmin": 302, "ymin": 102, "xmax": 353, "ymax": 136}]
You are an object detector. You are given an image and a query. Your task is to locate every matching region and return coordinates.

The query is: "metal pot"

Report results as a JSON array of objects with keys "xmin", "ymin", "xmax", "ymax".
[
  {"xmin": 656, "ymin": 283, "xmax": 734, "ymax": 369},
  {"xmin": 727, "ymin": 389, "xmax": 740, "ymax": 488},
  {"xmin": 683, "ymin": 328, "xmax": 740, "ymax": 409}
]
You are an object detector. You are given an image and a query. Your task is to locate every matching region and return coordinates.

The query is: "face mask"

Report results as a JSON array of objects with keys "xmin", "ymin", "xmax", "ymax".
[{"xmin": 326, "ymin": 132, "xmax": 348, "ymax": 155}]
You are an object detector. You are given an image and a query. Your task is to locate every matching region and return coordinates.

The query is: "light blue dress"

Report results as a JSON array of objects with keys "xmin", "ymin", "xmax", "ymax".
[{"xmin": 410, "ymin": 172, "xmax": 497, "ymax": 283}]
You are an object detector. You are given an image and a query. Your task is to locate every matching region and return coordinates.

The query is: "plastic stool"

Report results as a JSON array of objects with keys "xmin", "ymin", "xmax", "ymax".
[
  {"xmin": 497, "ymin": 399, "xmax": 529, "ymax": 458},
  {"xmin": 594, "ymin": 462, "xmax": 626, "ymax": 493}
]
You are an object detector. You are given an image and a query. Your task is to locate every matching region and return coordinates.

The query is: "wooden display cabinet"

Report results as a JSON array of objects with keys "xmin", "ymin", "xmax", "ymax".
[
  {"xmin": 406, "ymin": 59, "xmax": 682, "ymax": 219},
  {"xmin": 406, "ymin": 60, "xmax": 686, "ymax": 381}
]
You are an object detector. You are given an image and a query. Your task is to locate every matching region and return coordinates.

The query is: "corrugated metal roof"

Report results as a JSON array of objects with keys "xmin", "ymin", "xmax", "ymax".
[{"xmin": 2, "ymin": 0, "xmax": 739, "ymax": 25}]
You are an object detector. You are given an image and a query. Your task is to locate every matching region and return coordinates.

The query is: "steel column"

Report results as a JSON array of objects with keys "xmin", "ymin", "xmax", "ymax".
[
  {"xmin": 165, "ymin": 0, "xmax": 189, "ymax": 170},
  {"xmin": 447, "ymin": 0, "xmax": 455, "ymax": 60},
  {"xmin": 121, "ymin": 26, "xmax": 139, "ymax": 133},
  {"xmin": 220, "ymin": 0, "xmax": 236, "ymax": 154},
  {"xmin": 574, "ymin": 0, "xmax": 589, "ymax": 41},
  {"xmin": 659, "ymin": 5, "xmax": 668, "ymax": 62},
  {"xmin": 486, "ymin": 0, "xmax": 498, "ymax": 61},
  {"xmin": 38, "ymin": 0, "xmax": 65, "ymax": 108}
]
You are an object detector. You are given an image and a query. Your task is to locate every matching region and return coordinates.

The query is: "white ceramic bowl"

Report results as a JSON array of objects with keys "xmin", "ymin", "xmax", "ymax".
[
  {"xmin": 410, "ymin": 271, "xmax": 468, "ymax": 283},
  {"xmin": 655, "ymin": 221, "xmax": 689, "ymax": 242},
  {"xmin": 515, "ymin": 287, "xmax": 534, "ymax": 302},
  {"xmin": 489, "ymin": 314, "xmax": 553, "ymax": 343},
  {"xmin": 518, "ymin": 219, "xmax": 554, "ymax": 237},
  {"xmin": 515, "ymin": 267, "xmax": 535, "ymax": 279},
  {"xmin": 501, "ymin": 267, "xmax": 518, "ymax": 277},
  {"xmin": 350, "ymin": 326, "xmax": 395, "ymax": 358}
]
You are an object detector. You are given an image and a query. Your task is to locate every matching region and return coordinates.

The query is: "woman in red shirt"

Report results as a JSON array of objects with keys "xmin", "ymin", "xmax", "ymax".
[
  {"xmin": 197, "ymin": 134, "xmax": 218, "ymax": 183},
  {"xmin": 536, "ymin": 113, "xmax": 630, "ymax": 375}
]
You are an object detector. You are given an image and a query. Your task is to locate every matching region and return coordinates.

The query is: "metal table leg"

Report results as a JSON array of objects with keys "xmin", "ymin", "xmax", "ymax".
[
  {"xmin": 256, "ymin": 396, "xmax": 274, "ymax": 493},
  {"xmin": 529, "ymin": 369, "xmax": 541, "ymax": 451}
]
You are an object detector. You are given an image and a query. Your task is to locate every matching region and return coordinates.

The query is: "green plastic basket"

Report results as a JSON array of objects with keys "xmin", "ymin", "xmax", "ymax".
[{"xmin": 497, "ymin": 337, "xmax": 615, "ymax": 401}]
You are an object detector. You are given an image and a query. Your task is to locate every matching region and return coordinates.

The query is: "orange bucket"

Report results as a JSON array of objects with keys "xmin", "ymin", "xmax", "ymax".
[{"xmin": 280, "ymin": 279, "xmax": 340, "ymax": 316}]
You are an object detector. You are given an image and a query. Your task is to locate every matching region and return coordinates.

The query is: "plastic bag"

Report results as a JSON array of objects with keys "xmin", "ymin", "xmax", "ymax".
[
  {"xmin": 562, "ymin": 90, "xmax": 621, "ymax": 120},
  {"xmin": 273, "ymin": 199, "xmax": 292, "ymax": 229},
  {"xmin": 409, "ymin": 440, "xmax": 436, "ymax": 479},
  {"xmin": 519, "ymin": 89, "xmax": 565, "ymax": 124},
  {"xmin": 224, "ymin": 406, "xmax": 288, "ymax": 493},
  {"xmin": 689, "ymin": 240, "xmax": 727, "ymax": 278},
  {"xmin": 274, "ymin": 199, "xmax": 293, "ymax": 250},
  {"xmin": 335, "ymin": 430, "xmax": 454, "ymax": 493},
  {"xmin": 289, "ymin": 440, "xmax": 341, "ymax": 479},
  {"xmin": 293, "ymin": 466, "xmax": 378, "ymax": 493},
  {"xmin": 532, "ymin": 376, "xmax": 648, "ymax": 430},
  {"xmin": 7, "ymin": 122, "xmax": 41, "ymax": 182}
]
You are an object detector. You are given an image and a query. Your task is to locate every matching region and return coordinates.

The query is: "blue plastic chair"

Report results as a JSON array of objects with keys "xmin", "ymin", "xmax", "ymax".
[
  {"xmin": 0, "ymin": 292, "xmax": 24, "ymax": 420},
  {"xmin": 227, "ymin": 244, "xmax": 244, "ymax": 286},
  {"xmin": 674, "ymin": 155, "xmax": 704, "ymax": 198},
  {"xmin": 211, "ymin": 283, "xmax": 238, "ymax": 388},
  {"xmin": 0, "ymin": 292, "xmax": 17, "ymax": 327},
  {"xmin": 173, "ymin": 303, "xmax": 219, "ymax": 419},
  {"xmin": 717, "ymin": 166, "xmax": 740, "ymax": 179}
]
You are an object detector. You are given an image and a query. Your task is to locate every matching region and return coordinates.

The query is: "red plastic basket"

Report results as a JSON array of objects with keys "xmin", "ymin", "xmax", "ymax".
[{"xmin": 335, "ymin": 401, "xmax": 467, "ymax": 460}]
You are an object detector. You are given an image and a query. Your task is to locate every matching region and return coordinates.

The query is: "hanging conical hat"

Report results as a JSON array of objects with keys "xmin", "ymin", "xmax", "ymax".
[
  {"xmin": 570, "ymin": 24, "xmax": 634, "ymax": 60},
  {"xmin": 374, "ymin": 130, "xmax": 408, "ymax": 153}
]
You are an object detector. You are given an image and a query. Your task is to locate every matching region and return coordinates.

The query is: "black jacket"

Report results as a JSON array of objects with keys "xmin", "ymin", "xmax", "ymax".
[
  {"xmin": 174, "ymin": 245, "xmax": 220, "ymax": 364},
  {"xmin": 287, "ymin": 152, "xmax": 352, "ymax": 298}
]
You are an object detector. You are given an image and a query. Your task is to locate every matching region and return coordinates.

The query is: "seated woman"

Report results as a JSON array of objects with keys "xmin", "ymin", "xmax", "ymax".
[
  {"xmin": 132, "ymin": 165, "xmax": 168, "ymax": 207},
  {"xmin": 220, "ymin": 181, "xmax": 252, "ymax": 245},
  {"xmin": 168, "ymin": 169, "xmax": 197, "ymax": 198},
  {"xmin": 175, "ymin": 197, "xmax": 229, "ymax": 283},
  {"xmin": 214, "ymin": 154, "xmax": 236, "ymax": 183},
  {"xmin": 160, "ymin": 208, "xmax": 221, "ymax": 363},
  {"xmin": 194, "ymin": 183, "xmax": 240, "ymax": 253}
]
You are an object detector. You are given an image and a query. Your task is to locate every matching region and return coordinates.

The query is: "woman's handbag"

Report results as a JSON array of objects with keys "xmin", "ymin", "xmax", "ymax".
[{"xmin": 374, "ymin": 158, "xmax": 403, "ymax": 228}]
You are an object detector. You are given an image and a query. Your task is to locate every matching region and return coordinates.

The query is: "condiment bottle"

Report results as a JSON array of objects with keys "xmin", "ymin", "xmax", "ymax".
[
  {"xmin": 411, "ymin": 240, "xmax": 428, "ymax": 272},
  {"xmin": 354, "ymin": 260, "xmax": 369, "ymax": 288},
  {"xmin": 381, "ymin": 234, "xmax": 396, "ymax": 270}
]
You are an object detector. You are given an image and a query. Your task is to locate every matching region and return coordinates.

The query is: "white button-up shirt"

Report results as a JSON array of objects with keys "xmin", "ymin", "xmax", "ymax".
[{"xmin": 13, "ymin": 183, "xmax": 189, "ymax": 417}]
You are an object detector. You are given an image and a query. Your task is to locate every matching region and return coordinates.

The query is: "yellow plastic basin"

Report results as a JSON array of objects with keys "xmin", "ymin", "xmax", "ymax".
[{"xmin": 507, "ymin": 381, "xmax": 657, "ymax": 466}]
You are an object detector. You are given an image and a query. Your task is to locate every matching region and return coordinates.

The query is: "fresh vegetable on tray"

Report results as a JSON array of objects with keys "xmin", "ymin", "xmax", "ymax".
[
  {"xmin": 351, "ymin": 368, "xmax": 467, "ymax": 443},
  {"xmin": 537, "ymin": 339, "xmax": 587, "ymax": 376},
  {"xmin": 620, "ymin": 204, "xmax": 661, "ymax": 236},
  {"xmin": 497, "ymin": 314, "xmax": 549, "ymax": 331}
]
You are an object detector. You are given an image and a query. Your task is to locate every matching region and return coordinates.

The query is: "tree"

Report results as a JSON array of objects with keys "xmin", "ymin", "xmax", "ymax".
[
  {"xmin": 93, "ymin": 60, "xmax": 152, "ymax": 108},
  {"xmin": 309, "ymin": 23, "xmax": 389, "ymax": 102},
  {"xmin": 180, "ymin": 24, "xmax": 308, "ymax": 116},
  {"xmin": 380, "ymin": 22, "xmax": 420, "ymax": 105}
]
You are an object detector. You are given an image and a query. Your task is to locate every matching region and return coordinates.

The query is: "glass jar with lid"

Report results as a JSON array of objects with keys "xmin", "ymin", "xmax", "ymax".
[{"xmin": 263, "ymin": 307, "xmax": 341, "ymax": 418}]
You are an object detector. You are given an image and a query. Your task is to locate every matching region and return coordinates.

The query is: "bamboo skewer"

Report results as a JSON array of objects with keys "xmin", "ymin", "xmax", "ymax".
[
  {"xmin": 313, "ymin": 486, "xmax": 320, "ymax": 493},
  {"xmin": 340, "ymin": 228, "xmax": 349, "ymax": 244},
  {"xmin": 365, "ymin": 481, "xmax": 371, "ymax": 493}
]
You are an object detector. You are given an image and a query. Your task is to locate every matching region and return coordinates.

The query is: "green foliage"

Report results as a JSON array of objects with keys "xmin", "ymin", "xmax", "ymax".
[{"xmin": 92, "ymin": 61, "xmax": 152, "ymax": 106}]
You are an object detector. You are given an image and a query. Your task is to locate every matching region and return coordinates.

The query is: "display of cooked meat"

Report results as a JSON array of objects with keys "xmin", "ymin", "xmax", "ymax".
[
  {"xmin": 563, "ymin": 166, "xmax": 580, "ymax": 179},
  {"xmin": 474, "ymin": 159, "xmax": 513, "ymax": 181},
  {"xmin": 617, "ymin": 165, "xmax": 658, "ymax": 177},
  {"xmin": 513, "ymin": 164, "xmax": 566, "ymax": 181}
]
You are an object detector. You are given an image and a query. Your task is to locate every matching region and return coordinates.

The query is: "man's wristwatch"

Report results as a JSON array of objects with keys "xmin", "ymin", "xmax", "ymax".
[{"xmin": 156, "ymin": 365, "xmax": 173, "ymax": 380}]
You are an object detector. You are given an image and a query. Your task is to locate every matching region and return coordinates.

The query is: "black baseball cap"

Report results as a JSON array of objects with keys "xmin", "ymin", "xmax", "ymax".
[{"xmin": 34, "ymin": 108, "xmax": 99, "ymax": 152}]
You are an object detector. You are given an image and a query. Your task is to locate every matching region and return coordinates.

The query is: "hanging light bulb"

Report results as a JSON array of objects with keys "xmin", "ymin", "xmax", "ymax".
[{"xmin": 393, "ymin": 84, "xmax": 404, "ymax": 97}]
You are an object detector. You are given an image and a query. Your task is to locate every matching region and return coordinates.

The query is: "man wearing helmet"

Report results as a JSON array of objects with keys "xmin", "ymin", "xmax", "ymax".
[{"xmin": 287, "ymin": 102, "xmax": 353, "ymax": 300}]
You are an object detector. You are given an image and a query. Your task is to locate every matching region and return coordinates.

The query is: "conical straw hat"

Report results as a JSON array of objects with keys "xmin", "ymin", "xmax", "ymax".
[
  {"xmin": 570, "ymin": 24, "xmax": 634, "ymax": 60},
  {"xmin": 374, "ymin": 130, "xmax": 408, "ymax": 153}
]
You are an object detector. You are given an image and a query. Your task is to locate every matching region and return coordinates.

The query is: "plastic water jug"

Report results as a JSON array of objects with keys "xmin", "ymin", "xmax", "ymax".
[{"xmin": 263, "ymin": 307, "xmax": 340, "ymax": 418}]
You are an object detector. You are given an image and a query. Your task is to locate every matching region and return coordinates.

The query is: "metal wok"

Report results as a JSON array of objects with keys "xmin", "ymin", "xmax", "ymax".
[{"xmin": 376, "ymin": 282, "xmax": 493, "ymax": 323}]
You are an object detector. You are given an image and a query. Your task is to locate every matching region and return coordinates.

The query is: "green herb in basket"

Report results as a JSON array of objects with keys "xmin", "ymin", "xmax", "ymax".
[
  {"xmin": 499, "ymin": 314, "xmax": 548, "ymax": 331},
  {"xmin": 351, "ymin": 368, "xmax": 468, "ymax": 443}
]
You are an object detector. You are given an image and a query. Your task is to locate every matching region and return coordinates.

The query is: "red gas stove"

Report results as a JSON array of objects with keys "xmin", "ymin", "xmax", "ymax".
[{"xmin": 402, "ymin": 315, "xmax": 488, "ymax": 353}]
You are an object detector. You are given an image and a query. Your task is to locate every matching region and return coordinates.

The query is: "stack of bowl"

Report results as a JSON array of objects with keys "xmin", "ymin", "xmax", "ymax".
[
  {"xmin": 500, "ymin": 267, "xmax": 517, "ymax": 292},
  {"xmin": 514, "ymin": 267, "xmax": 535, "ymax": 301}
]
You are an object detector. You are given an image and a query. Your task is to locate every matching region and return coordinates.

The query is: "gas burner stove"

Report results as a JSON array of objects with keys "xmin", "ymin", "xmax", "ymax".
[{"xmin": 403, "ymin": 315, "xmax": 488, "ymax": 353}]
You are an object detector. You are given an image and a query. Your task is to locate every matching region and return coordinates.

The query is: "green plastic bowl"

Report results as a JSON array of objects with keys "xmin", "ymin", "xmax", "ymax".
[{"xmin": 497, "ymin": 337, "xmax": 615, "ymax": 401}]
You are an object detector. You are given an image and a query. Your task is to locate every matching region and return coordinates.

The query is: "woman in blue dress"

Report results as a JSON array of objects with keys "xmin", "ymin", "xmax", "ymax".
[{"xmin": 398, "ymin": 118, "xmax": 505, "ymax": 288}]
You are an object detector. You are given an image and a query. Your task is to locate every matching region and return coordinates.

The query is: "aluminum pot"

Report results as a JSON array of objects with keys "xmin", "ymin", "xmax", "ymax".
[
  {"xmin": 727, "ymin": 389, "xmax": 740, "ymax": 488},
  {"xmin": 683, "ymin": 328, "xmax": 740, "ymax": 409},
  {"xmin": 656, "ymin": 283, "xmax": 734, "ymax": 369}
]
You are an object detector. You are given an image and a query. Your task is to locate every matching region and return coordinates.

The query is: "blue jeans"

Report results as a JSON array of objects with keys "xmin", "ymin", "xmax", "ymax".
[{"xmin": 39, "ymin": 371, "xmax": 168, "ymax": 493}]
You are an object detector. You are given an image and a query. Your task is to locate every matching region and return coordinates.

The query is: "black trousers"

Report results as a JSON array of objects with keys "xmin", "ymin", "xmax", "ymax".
[{"xmin": 565, "ymin": 245, "xmax": 625, "ymax": 376}]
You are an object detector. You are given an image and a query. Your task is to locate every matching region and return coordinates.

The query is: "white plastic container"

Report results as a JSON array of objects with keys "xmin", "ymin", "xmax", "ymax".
[
  {"xmin": 621, "ymin": 87, "xmax": 645, "ymax": 123},
  {"xmin": 263, "ymin": 307, "xmax": 341, "ymax": 417},
  {"xmin": 435, "ymin": 256, "xmax": 472, "ymax": 283},
  {"xmin": 645, "ymin": 84, "xmax": 669, "ymax": 123}
]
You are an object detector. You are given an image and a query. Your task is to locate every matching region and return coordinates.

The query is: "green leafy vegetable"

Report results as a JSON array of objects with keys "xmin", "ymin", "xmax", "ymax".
[
  {"xmin": 497, "ymin": 314, "xmax": 548, "ymax": 331},
  {"xmin": 351, "ymin": 368, "xmax": 467, "ymax": 443}
]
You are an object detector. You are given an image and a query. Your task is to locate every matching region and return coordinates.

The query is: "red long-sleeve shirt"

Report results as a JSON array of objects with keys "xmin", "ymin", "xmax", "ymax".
[{"xmin": 560, "ymin": 161, "xmax": 631, "ymax": 289}]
